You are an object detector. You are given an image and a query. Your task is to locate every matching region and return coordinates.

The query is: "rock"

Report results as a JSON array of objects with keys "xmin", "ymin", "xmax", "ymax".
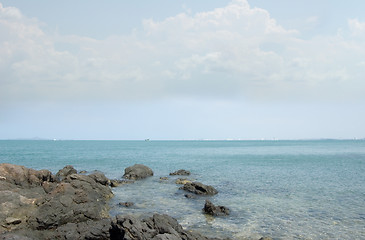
[
  {"xmin": 88, "ymin": 171, "xmax": 110, "ymax": 186},
  {"xmin": 27, "ymin": 173, "xmax": 113, "ymax": 231},
  {"xmin": 5, "ymin": 218, "xmax": 21, "ymax": 225},
  {"xmin": 0, "ymin": 233, "xmax": 34, "ymax": 240},
  {"xmin": 55, "ymin": 165, "xmax": 77, "ymax": 181},
  {"xmin": 55, "ymin": 219, "xmax": 111, "ymax": 240},
  {"xmin": 160, "ymin": 177, "xmax": 169, "ymax": 181},
  {"xmin": 180, "ymin": 182, "xmax": 218, "ymax": 195},
  {"xmin": 0, "ymin": 163, "xmax": 54, "ymax": 187},
  {"xmin": 203, "ymin": 200, "xmax": 230, "ymax": 216},
  {"xmin": 259, "ymin": 237, "xmax": 273, "ymax": 240},
  {"xmin": 169, "ymin": 169, "xmax": 191, "ymax": 176},
  {"xmin": 184, "ymin": 194, "xmax": 195, "ymax": 199},
  {"xmin": 110, "ymin": 179, "xmax": 134, "ymax": 187},
  {"xmin": 123, "ymin": 164, "xmax": 153, "ymax": 180},
  {"xmin": 79, "ymin": 170, "xmax": 87, "ymax": 174},
  {"xmin": 118, "ymin": 202, "xmax": 134, "ymax": 207},
  {"xmin": 110, "ymin": 214, "xmax": 218, "ymax": 240},
  {"xmin": 175, "ymin": 178, "xmax": 192, "ymax": 185}
]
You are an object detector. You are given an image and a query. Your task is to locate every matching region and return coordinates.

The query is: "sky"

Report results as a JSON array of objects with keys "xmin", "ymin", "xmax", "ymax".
[{"xmin": 1, "ymin": 0, "xmax": 365, "ymax": 140}]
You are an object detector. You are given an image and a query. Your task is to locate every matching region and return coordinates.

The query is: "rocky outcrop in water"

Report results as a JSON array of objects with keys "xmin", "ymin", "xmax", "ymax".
[
  {"xmin": 123, "ymin": 164, "xmax": 153, "ymax": 180},
  {"xmin": 1, "ymin": 163, "xmax": 229, "ymax": 240},
  {"xmin": 110, "ymin": 214, "xmax": 220, "ymax": 240},
  {"xmin": 203, "ymin": 200, "xmax": 230, "ymax": 216},
  {"xmin": 169, "ymin": 169, "xmax": 191, "ymax": 176},
  {"xmin": 180, "ymin": 182, "xmax": 218, "ymax": 195}
]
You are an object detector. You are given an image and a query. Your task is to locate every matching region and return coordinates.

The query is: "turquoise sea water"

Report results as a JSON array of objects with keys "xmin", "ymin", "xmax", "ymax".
[{"xmin": 0, "ymin": 140, "xmax": 364, "ymax": 239}]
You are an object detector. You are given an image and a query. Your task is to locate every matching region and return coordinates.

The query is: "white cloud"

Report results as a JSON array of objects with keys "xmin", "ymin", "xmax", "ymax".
[
  {"xmin": 348, "ymin": 18, "xmax": 365, "ymax": 36},
  {"xmin": 0, "ymin": 1, "xmax": 365, "ymax": 106}
]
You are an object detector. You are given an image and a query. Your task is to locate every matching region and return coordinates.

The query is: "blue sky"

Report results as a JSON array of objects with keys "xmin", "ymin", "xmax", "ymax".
[{"xmin": 1, "ymin": 0, "xmax": 365, "ymax": 140}]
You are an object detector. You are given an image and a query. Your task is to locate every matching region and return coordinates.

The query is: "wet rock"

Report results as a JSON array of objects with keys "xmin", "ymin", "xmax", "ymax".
[
  {"xmin": 175, "ymin": 178, "xmax": 192, "ymax": 185},
  {"xmin": 160, "ymin": 177, "xmax": 169, "ymax": 181},
  {"xmin": 79, "ymin": 170, "xmax": 87, "ymax": 174},
  {"xmin": 180, "ymin": 182, "xmax": 218, "ymax": 195},
  {"xmin": 110, "ymin": 179, "xmax": 134, "ymax": 187},
  {"xmin": 259, "ymin": 237, "xmax": 273, "ymax": 240},
  {"xmin": 55, "ymin": 165, "xmax": 77, "ymax": 181},
  {"xmin": 184, "ymin": 194, "xmax": 196, "ymax": 199},
  {"xmin": 123, "ymin": 164, "xmax": 153, "ymax": 180},
  {"xmin": 169, "ymin": 169, "xmax": 191, "ymax": 176},
  {"xmin": 119, "ymin": 202, "xmax": 134, "ymax": 207},
  {"xmin": 203, "ymin": 200, "xmax": 230, "ymax": 216}
]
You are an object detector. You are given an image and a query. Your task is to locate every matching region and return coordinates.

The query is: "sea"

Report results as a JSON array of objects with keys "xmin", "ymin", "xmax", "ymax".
[{"xmin": 0, "ymin": 140, "xmax": 364, "ymax": 239}]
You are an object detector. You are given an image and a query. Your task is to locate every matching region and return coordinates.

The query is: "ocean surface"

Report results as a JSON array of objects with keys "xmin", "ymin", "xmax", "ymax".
[{"xmin": 0, "ymin": 140, "xmax": 364, "ymax": 239}]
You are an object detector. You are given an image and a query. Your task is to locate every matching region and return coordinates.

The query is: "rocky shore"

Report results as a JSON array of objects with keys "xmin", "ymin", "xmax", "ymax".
[{"xmin": 0, "ymin": 163, "xmax": 271, "ymax": 240}]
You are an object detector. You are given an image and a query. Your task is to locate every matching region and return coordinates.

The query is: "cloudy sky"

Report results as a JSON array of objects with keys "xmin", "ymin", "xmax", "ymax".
[{"xmin": 1, "ymin": 0, "xmax": 364, "ymax": 140}]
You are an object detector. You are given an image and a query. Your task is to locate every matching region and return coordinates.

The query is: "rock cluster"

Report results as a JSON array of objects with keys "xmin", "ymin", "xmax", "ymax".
[{"xmin": 0, "ymin": 163, "xmax": 231, "ymax": 240}]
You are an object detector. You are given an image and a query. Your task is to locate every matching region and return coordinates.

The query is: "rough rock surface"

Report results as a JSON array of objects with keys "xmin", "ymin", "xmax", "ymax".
[
  {"xmin": 123, "ymin": 164, "xmax": 153, "ymax": 180},
  {"xmin": 180, "ymin": 182, "xmax": 218, "ymax": 195},
  {"xmin": 110, "ymin": 214, "xmax": 221, "ymax": 240},
  {"xmin": 203, "ymin": 200, "xmax": 230, "ymax": 216},
  {"xmin": 0, "ymin": 163, "xmax": 113, "ymax": 239},
  {"xmin": 169, "ymin": 170, "xmax": 190, "ymax": 176},
  {"xmin": 55, "ymin": 165, "xmax": 77, "ymax": 181}
]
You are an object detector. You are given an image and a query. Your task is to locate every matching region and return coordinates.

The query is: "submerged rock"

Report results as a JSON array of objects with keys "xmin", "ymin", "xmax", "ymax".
[
  {"xmin": 123, "ymin": 164, "xmax": 153, "ymax": 180},
  {"xmin": 175, "ymin": 178, "xmax": 192, "ymax": 185},
  {"xmin": 110, "ymin": 179, "xmax": 134, "ymax": 187},
  {"xmin": 169, "ymin": 169, "xmax": 191, "ymax": 176},
  {"xmin": 203, "ymin": 200, "xmax": 230, "ymax": 216},
  {"xmin": 118, "ymin": 202, "xmax": 134, "ymax": 208},
  {"xmin": 180, "ymin": 182, "xmax": 218, "ymax": 195}
]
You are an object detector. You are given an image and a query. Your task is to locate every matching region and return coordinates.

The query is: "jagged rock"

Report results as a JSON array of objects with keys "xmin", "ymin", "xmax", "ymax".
[
  {"xmin": 203, "ymin": 200, "xmax": 230, "ymax": 216},
  {"xmin": 169, "ymin": 170, "xmax": 191, "ymax": 176},
  {"xmin": 175, "ymin": 178, "xmax": 192, "ymax": 185},
  {"xmin": 54, "ymin": 218, "xmax": 111, "ymax": 239},
  {"xmin": 110, "ymin": 214, "xmax": 218, "ymax": 240},
  {"xmin": 0, "ymin": 163, "xmax": 54, "ymax": 187},
  {"xmin": 89, "ymin": 171, "xmax": 110, "ymax": 186},
  {"xmin": 123, "ymin": 164, "xmax": 153, "ymax": 180},
  {"xmin": 55, "ymin": 165, "xmax": 77, "ymax": 181},
  {"xmin": 180, "ymin": 182, "xmax": 218, "ymax": 195}
]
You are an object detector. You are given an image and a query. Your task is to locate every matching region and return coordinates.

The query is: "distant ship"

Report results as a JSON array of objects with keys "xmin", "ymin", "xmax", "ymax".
[{"xmin": 145, "ymin": 139, "xmax": 150, "ymax": 141}]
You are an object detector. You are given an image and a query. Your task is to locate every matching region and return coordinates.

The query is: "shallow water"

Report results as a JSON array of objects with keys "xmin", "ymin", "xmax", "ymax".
[{"xmin": 1, "ymin": 140, "xmax": 364, "ymax": 239}]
